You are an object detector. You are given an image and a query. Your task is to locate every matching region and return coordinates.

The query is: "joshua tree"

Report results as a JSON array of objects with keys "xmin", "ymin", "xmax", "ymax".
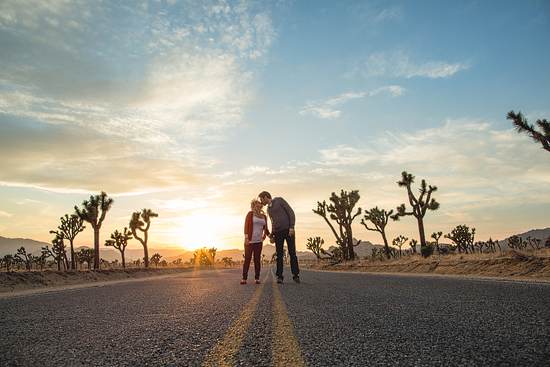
[
  {"xmin": 41, "ymin": 234, "xmax": 68, "ymax": 271},
  {"xmin": 2, "ymin": 254, "xmax": 14, "ymax": 272},
  {"xmin": 313, "ymin": 190, "xmax": 362, "ymax": 260},
  {"xmin": 129, "ymin": 209, "xmax": 158, "ymax": 268},
  {"xmin": 35, "ymin": 254, "xmax": 48, "ymax": 271},
  {"xmin": 16, "ymin": 247, "xmax": 34, "ymax": 271},
  {"xmin": 392, "ymin": 235, "xmax": 408, "ymax": 258},
  {"xmin": 190, "ymin": 247, "xmax": 217, "ymax": 267},
  {"xmin": 507, "ymin": 110, "xmax": 550, "ymax": 153},
  {"xmin": 525, "ymin": 236, "xmax": 542, "ymax": 250},
  {"xmin": 105, "ymin": 227, "xmax": 132, "ymax": 269},
  {"xmin": 306, "ymin": 237, "xmax": 325, "ymax": 261},
  {"xmin": 75, "ymin": 248, "xmax": 95, "ymax": 269},
  {"xmin": 50, "ymin": 214, "xmax": 85, "ymax": 270},
  {"xmin": 362, "ymin": 207, "xmax": 394, "ymax": 259},
  {"xmin": 431, "ymin": 231, "xmax": 443, "ymax": 256},
  {"xmin": 392, "ymin": 171, "xmax": 440, "ymax": 250},
  {"xmin": 444, "ymin": 224, "xmax": 476, "ymax": 253},
  {"xmin": 74, "ymin": 191, "xmax": 114, "ymax": 269},
  {"xmin": 409, "ymin": 239, "xmax": 418, "ymax": 253},
  {"xmin": 150, "ymin": 253, "xmax": 162, "ymax": 267},
  {"xmin": 507, "ymin": 235, "xmax": 525, "ymax": 250}
]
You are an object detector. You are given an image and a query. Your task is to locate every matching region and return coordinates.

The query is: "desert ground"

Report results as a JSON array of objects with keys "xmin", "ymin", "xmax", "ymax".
[
  {"xmin": 1, "ymin": 248, "xmax": 549, "ymax": 298},
  {"xmin": 309, "ymin": 248, "xmax": 550, "ymax": 282}
]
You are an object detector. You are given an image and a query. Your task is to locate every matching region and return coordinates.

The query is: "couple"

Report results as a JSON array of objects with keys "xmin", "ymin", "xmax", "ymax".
[{"xmin": 241, "ymin": 191, "xmax": 300, "ymax": 284}]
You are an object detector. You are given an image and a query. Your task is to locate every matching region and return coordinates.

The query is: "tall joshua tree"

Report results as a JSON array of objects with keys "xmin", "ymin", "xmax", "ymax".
[
  {"xmin": 392, "ymin": 171, "xmax": 440, "ymax": 249},
  {"xmin": 50, "ymin": 214, "xmax": 85, "ymax": 270},
  {"xmin": 507, "ymin": 110, "xmax": 550, "ymax": 153},
  {"xmin": 74, "ymin": 191, "xmax": 114, "ymax": 269},
  {"xmin": 361, "ymin": 207, "xmax": 394, "ymax": 259},
  {"xmin": 129, "ymin": 209, "xmax": 158, "ymax": 268},
  {"xmin": 313, "ymin": 190, "xmax": 362, "ymax": 260}
]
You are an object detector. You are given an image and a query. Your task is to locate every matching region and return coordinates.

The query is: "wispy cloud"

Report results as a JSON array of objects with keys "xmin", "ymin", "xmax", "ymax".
[
  {"xmin": 369, "ymin": 85, "xmax": 406, "ymax": 97},
  {"xmin": 316, "ymin": 119, "xmax": 550, "ymax": 211},
  {"xmin": 349, "ymin": 4, "xmax": 403, "ymax": 28},
  {"xmin": 300, "ymin": 92, "xmax": 365, "ymax": 119},
  {"xmin": 363, "ymin": 51, "xmax": 471, "ymax": 79},
  {"xmin": 0, "ymin": 0, "xmax": 276, "ymax": 194}
]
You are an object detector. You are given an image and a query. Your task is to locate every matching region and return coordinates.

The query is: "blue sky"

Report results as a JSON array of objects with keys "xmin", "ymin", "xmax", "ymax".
[{"xmin": 0, "ymin": 0, "xmax": 549, "ymax": 253}]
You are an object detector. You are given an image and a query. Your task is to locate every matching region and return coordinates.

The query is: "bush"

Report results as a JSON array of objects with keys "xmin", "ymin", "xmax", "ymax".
[{"xmin": 421, "ymin": 243, "xmax": 434, "ymax": 258}]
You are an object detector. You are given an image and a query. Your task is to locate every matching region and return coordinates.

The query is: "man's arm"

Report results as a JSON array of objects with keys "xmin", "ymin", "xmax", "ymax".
[{"xmin": 281, "ymin": 198, "xmax": 296, "ymax": 234}]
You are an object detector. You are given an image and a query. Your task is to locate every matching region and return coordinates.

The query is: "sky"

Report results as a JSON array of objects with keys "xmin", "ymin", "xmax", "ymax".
[{"xmin": 0, "ymin": 0, "xmax": 549, "ymax": 254}]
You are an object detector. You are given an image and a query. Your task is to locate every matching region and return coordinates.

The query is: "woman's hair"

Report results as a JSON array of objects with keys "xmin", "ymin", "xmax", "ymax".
[{"xmin": 250, "ymin": 199, "xmax": 264, "ymax": 217}]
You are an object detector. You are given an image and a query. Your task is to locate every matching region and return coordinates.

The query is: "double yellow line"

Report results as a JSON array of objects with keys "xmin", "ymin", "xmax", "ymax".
[{"xmin": 203, "ymin": 270, "xmax": 306, "ymax": 367}]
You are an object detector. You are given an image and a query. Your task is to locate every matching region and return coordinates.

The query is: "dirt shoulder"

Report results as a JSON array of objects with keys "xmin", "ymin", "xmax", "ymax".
[
  {"xmin": 0, "ymin": 268, "xmax": 203, "ymax": 298},
  {"xmin": 309, "ymin": 249, "xmax": 550, "ymax": 283}
]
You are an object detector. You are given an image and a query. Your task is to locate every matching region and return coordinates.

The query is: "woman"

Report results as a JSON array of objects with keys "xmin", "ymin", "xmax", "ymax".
[{"xmin": 241, "ymin": 198, "xmax": 270, "ymax": 284}]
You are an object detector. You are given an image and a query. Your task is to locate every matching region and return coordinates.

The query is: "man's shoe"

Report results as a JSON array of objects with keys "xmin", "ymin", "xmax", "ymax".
[
  {"xmin": 293, "ymin": 276, "xmax": 300, "ymax": 284},
  {"xmin": 240, "ymin": 279, "xmax": 247, "ymax": 284},
  {"xmin": 277, "ymin": 277, "xmax": 283, "ymax": 283},
  {"xmin": 254, "ymin": 279, "xmax": 260, "ymax": 284}
]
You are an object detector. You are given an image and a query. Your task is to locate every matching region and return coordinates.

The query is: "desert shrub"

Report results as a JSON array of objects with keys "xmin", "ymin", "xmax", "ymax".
[
  {"xmin": 421, "ymin": 243, "xmax": 434, "ymax": 258},
  {"xmin": 370, "ymin": 248, "xmax": 385, "ymax": 261},
  {"xmin": 439, "ymin": 244, "xmax": 456, "ymax": 255}
]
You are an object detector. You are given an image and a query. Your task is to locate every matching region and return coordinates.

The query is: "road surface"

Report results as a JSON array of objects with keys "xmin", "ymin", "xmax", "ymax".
[{"xmin": 1, "ymin": 268, "xmax": 549, "ymax": 366}]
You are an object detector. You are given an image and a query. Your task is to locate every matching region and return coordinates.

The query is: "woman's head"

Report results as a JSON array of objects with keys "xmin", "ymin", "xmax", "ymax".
[{"xmin": 250, "ymin": 198, "xmax": 264, "ymax": 216}]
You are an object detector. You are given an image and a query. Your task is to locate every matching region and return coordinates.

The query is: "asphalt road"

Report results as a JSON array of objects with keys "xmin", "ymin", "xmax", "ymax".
[{"xmin": 1, "ymin": 268, "xmax": 549, "ymax": 366}]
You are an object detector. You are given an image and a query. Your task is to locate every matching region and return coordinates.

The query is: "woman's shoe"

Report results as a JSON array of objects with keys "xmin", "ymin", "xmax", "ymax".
[
  {"xmin": 240, "ymin": 279, "xmax": 247, "ymax": 284},
  {"xmin": 254, "ymin": 279, "xmax": 260, "ymax": 284}
]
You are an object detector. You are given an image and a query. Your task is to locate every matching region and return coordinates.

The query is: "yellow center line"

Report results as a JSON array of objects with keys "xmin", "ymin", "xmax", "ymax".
[
  {"xmin": 202, "ymin": 276, "xmax": 267, "ymax": 367},
  {"xmin": 271, "ymin": 271, "xmax": 307, "ymax": 367},
  {"xmin": 203, "ymin": 270, "xmax": 306, "ymax": 366}
]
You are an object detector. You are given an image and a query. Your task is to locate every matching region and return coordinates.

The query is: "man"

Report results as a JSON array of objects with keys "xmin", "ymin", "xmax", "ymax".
[{"xmin": 258, "ymin": 191, "xmax": 300, "ymax": 283}]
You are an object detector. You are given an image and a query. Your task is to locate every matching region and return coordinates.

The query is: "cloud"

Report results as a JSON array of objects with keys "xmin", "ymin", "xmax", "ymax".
[
  {"xmin": 349, "ymin": 4, "xmax": 403, "ymax": 27},
  {"xmin": 369, "ymin": 85, "xmax": 406, "ymax": 97},
  {"xmin": 300, "ymin": 92, "xmax": 365, "ymax": 119},
  {"xmin": 318, "ymin": 145, "xmax": 377, "ymax": 166},
  {"xmin": 0, "ymin": 0, "xmax": 276, "ymax": 193},
  {"xmin": 325, "ymin": 92, "xmax": 366, "ymax": 106},
  {"xmin": 316, "ymin": 119, "xmax": 550, "ymax": 212},
  {"xmin": 363, "ymin": 51, "xmax": 470, "ymax": 78},
  {"xmin": 299, "ymin": 105, "xmax": 341, "ymax": 119}
]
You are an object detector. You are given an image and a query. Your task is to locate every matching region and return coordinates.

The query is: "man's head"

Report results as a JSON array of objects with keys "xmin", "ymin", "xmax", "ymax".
[{"xmin": 258, "ymin": 191, "xmax": 272, "ymax": 206}]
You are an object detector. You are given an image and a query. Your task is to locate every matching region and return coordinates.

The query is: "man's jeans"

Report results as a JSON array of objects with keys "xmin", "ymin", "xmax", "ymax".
[{"xmin": 273, "ymin": 229, "xmax": 299, "ymax": 279}]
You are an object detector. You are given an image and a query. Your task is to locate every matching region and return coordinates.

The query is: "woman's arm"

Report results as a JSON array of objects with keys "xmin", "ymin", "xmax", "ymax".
[{"xmin": 244, "ymin": 211, "xmax": 253, "ymax": 245}]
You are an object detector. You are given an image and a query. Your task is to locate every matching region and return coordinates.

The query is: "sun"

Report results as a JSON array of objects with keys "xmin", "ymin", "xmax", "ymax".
[{"xmin": 175, "ymin": 215, "xmax": 228, "ymax": 252}]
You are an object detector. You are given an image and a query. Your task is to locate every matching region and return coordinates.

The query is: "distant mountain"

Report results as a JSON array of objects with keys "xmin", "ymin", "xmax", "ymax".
[
  {"xmin": 499, "ymin": 228, "xmax": 550, "ymax": 250},
  {"xmin": 326, "ymin": 239, "xmax": 384, "ymax": 259},
  {"xmin": 0, "ymin": 236, "xmax": 50, "ymax": 256}
]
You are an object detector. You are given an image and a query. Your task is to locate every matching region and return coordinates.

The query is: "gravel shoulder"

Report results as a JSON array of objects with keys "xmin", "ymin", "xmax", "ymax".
[{"xmin": 0, "ymin": 267, "xmax": 205, "ymax": 298}]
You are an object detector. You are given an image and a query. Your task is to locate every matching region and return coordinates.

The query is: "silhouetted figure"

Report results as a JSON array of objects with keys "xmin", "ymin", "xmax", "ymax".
[{"xmin": 259, "ymin": 191, "xmax": 300, "ymax": 284}]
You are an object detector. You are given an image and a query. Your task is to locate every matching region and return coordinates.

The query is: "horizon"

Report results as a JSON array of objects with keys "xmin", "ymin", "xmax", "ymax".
[
  {"xmin": 0, "ymin": 1, "xmax": 549, "ymax": 253},
  {"xmin": 2, "ymin": 226, "xmax": 549, "ymax": 258}
]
